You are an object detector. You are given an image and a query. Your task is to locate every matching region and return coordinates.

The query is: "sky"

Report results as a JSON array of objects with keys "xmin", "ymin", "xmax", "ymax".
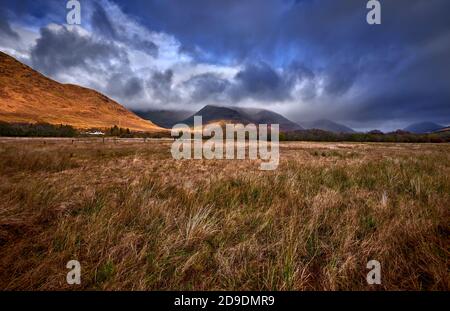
[{"xmin": 0, "ymin": 0, "xmax": 449, "ymax": 131}]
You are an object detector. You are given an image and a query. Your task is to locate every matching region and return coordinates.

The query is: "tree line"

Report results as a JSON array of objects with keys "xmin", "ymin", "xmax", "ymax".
[
  {"xmin": 280, "ymin": 129, "xmax": 450, "ymax": 143},
  {"xmin": 0, "ymin": 122, "xmax": 448, "ymax": 142}
]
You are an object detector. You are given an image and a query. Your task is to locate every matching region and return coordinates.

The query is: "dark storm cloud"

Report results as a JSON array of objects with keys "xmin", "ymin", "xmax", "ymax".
[
  {"xmin": 280, "ymin": 0, "xmax": 450, "ymax": 122},
  {"xmin": 287, "ymin": 62, "xmax": 317, "ymax": 100},
  {"xmin": 110, "ymin": 0, "xmax": 449, "ymax": 68},
  {"xmin": 106, "ymin": 74, "xmax": 144, "ymax": 99},
  {"xmin": 183, "ymin": 62, "xmax": 302, "ymax": 104},
  {"xmin": 278, "ymin": 0, "xmax": 450, "ymax": 62},
  {"xmin": 288, "ymin": 62, "xmax": 315, "ymax": 81},
  {"xmin": 30, "ymin": 25, "xmax": 128, "ymax": 76},
  {"xmin": 324, "ymin": 63, "xmax": 359, "ymax": 96},
  {"xmin": 184, "ymin": 62, "xmax": 299, "ymax": 104},
  {"xmin": 147, "ymin": 69, "xmax": 179, "ymax": 104},
  {"xmin": 231, "ymin": 62, "xmax": 294, "ymax": 102},
  {"xmin": 339, "ymin": 33, "xmax": 450, "ymax": 124},
  {"xmin": 115, "ymin": 0, "xmax": 282, "ymax": 62},
  {"xmin": 351, "ymin": 92, "xmax": 450, "ymax": 124},
  {"xmin": 183, "ymin": 73, "xmax": 230, "ymax": 102}
]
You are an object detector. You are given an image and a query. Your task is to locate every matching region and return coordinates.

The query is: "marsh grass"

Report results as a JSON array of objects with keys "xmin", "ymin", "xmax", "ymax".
[{"xmin": 0, "ymin": 139, "xmax": 448, "ymax": 290}]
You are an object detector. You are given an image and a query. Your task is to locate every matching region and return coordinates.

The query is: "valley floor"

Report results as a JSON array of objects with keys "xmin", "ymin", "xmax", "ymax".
[{"xmin": 0, "ymin": 139, "xmax": 448, "ymax": 290}]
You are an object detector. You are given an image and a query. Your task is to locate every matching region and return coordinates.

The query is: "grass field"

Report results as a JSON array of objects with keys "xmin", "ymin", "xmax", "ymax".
[{"xmin": 0, "ymin": 138, "xmax": 448, "ymax": 290}]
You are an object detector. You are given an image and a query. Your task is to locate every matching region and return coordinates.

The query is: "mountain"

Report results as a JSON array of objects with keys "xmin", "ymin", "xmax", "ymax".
[
  {"xmin": 434, "ymin": 126, "xmax": 450, "ymax": 133},
  {"xmin": 183, "ymin": 105, "xmax": 251, "ymax": 125},
  {"xmin": 0, "ymin": 51, "xmax": 164, "ymax": 132},
  {"xmin": 403, "ymin": 122, "xmax": 444, "ymax": 134},
  {"xmin": 301, "ymin": 119, "xmax": 355, "ymax": 133},
  {"xmin": 182, "ymin": 105, "xmax": 303, "ymax": 132},
  {"xmin": 134, "ymin": 109, "xmax": 193, "ymax": 128},
  {"xmin": 368, "ymin": 130, "xmax": 384, "ymax": 135},
  {"xmin": 235, "ymin": 107, "xmax": 303, "ymax": 131}
]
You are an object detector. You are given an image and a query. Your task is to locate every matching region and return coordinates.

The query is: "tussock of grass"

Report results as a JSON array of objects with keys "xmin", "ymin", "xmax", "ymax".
[
  {"xmin": 0, "ymin": 146, "xmax": 78, "ymax": 173},
  {"xmin": 0, "ymin": 139, "xmax": 448, "ymax": 290}
]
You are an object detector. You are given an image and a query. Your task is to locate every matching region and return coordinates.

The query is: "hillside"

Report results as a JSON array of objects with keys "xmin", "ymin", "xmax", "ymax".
[
  {"xmin": 0, "ymin": 52, "xmax": 164, "ymax": 132},
  {"xmin": 301, "ymin": 119, "xmax": 355, "ymax": 133},
  {"xmin": 403, "ymin": 122, "xmax": 444, "ymax": 134},
  {"xmin": 182, "ymin": 105, "xmax": 303, "ymax": 132}
]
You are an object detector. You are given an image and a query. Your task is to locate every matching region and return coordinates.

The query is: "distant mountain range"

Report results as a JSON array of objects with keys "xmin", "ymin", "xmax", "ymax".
[
  {"xmin": 182, "ymin": 105, "xmax": 303, "ymax": 132},
  {"xmin": 403, "ymin": 122, "xmax": 445, "ymax": 134},
  {"xmin": 137, "ymin": 105, "xmax": 303, "ymax": 132},
  {"xmin": 134, "ymin": 109, "xmax": 193, "ymax": 128},
  {"xmin": 301, "ymin": 119, "xmax": 355, "ymax": 133},
  {"xmin": 434, "ymin": 126, "xmax": 450, "ymax": 133},
  {"xmin": 136, "ymin": 105, "xmax": 359, "ymax": 133},
  {"xmin": 0, "ymin": 52, "xmax": 164, "ymax": 132}
]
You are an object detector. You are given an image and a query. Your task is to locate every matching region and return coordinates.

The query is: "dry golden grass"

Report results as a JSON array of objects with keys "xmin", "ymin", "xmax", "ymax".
[{"xmin": 0, "ymin": 138, "xmax": 448, "ymax": 290}]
